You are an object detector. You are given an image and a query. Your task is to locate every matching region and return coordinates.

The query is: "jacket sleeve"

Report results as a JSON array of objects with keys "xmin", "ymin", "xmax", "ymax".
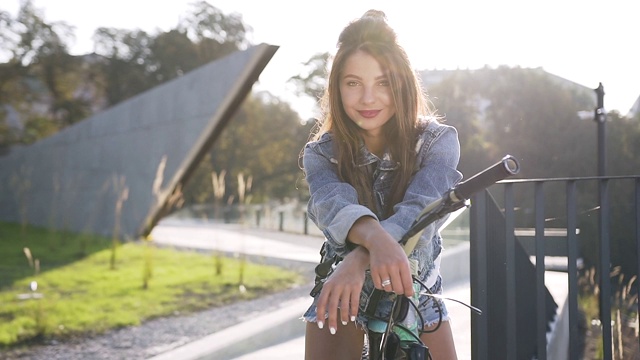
[
  {"xmin": 380, "ymin": 123, "xmax": 463, "ymax": 244},
  {"xmin": 303, "ymin": 141, "xmax": 377, "ymax": 257}
]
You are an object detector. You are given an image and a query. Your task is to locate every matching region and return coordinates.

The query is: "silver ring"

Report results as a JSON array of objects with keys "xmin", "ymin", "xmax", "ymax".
[{"xmin": 381, "ymin": 279, "xmax": 391, "ymax": 287}]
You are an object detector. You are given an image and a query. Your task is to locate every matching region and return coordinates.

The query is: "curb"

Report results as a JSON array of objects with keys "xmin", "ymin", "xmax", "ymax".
[{"xmin": 147, "ymin": 297, "xmax": 310, "ymax": 360}]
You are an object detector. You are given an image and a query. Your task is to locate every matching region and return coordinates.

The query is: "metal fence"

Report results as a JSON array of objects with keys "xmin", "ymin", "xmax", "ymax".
[{"xmin": 470, "ymin": 175, "xmax": 640, "ymax": 360}]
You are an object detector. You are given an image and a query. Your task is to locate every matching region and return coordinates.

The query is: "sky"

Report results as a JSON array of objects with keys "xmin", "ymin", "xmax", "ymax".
[{"xmin": 5, "ymin": 0, "xmax": 639, "ymax": 120}]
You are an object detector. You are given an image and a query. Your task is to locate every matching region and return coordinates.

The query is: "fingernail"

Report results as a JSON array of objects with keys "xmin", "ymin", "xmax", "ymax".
[
  {"xmin": 342, "ymin": 320, "xmax": 348, "ymax": 326},
  {"xmin": 317, "ymin": 321, "xmax": 324, "ymax": 329},
  {"xmin": 330, "ymin": 327, "xmax": 336, "ymax": 335},
  {"xmin": 351, "ymin": 316, "xmax": 356, "ymax": 322}
]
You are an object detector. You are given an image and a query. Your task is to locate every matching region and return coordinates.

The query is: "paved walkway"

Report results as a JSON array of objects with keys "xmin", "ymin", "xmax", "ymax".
[
  {"xmin": 230, "ymin": 279, "xmax": 474, "ymax": 360},
  {"xmin": 148, "ymin": 219, "xmax": 476, "ymax": 359}
]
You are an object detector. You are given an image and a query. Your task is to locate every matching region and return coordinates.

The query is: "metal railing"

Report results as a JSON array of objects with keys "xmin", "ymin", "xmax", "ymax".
[{"xmin": 470, "ymin": 175, "xmax": 640, "ymax": 360}]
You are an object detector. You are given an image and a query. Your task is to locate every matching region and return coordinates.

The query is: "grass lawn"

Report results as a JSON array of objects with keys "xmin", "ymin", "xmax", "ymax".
[{"xmin": 0, "ymin": 222, "xmax": 302, "ymax": 347}]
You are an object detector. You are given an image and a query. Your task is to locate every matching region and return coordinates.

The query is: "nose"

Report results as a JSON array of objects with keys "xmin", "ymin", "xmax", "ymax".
[{"xmin": 361, "ymin": 85, "xmax": 375, "ymax": 105}]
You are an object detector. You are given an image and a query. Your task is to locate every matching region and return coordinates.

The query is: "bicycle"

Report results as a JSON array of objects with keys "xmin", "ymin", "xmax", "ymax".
[{"xmin": 311, "ymin": 155, "xmax": 521, "ymax": 360}]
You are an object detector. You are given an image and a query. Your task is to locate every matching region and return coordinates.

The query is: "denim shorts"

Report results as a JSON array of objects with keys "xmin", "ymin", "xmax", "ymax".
[{"xmin": 302, "ymin": 273, "xmax": 449, "ymax": 330}]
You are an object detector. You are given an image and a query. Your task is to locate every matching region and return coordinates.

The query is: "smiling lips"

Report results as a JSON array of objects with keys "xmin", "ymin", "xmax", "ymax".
[{"xmin": 358, "ymin": 110, "xmax": 381, "ymax": 118}]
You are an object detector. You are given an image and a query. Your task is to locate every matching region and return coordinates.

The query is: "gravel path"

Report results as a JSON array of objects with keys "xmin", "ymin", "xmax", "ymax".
[{"xmin": 1, "ymin": 255, "xmax": 316, "ymax": 360}]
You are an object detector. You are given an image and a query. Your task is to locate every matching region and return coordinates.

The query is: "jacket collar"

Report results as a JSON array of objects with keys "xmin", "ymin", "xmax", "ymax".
[{"xmin": 355, "ymin": 141, "xmax": 400, "ymax": 171}]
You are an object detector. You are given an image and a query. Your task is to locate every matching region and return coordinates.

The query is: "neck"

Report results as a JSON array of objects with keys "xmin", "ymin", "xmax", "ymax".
[{"xmin": 362, "ymin": 132, "xmax": 386, "ymax": 158}]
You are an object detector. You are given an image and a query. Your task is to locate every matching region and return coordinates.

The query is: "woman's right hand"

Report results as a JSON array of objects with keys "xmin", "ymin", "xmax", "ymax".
[
  {"xmin": 315, "ymin": 246, "xmax": 368, "ymax": 334},
  {"xmin": 348, "ymin": 216, "xmax": 414, "ymax": 296}
]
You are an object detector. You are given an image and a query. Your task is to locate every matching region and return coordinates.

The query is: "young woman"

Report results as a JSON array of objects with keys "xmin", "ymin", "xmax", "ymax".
[{"xmin": 301, "ymin": 10, "xmax": 462, "ymax": 360}]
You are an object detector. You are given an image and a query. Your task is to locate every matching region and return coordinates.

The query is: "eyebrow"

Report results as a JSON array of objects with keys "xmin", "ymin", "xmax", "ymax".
[{"xmin": 342, "ymin": 74, "xmax": 389, "ymax": 80}]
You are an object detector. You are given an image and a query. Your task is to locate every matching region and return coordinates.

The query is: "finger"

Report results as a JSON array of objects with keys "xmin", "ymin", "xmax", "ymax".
[
  {"xmin": 381, "ymin": 277, "xmax": 393, "ymax": 292},
  {"xmin": 374, "ymin": 268, "xmax": 393, "ymax": 291},
  {"xmin": 370, "ymin": 269, "xmax": 383, "ymax": 289},
  {"xmin": 399, "ymin": 263, "xmax": 415, "ymax": 296},
  {"xmin": 339, "ymin": 295, "xmax": 350, "ymax": 326},
  {"xmin": 389, "ymin": 271, "xmax": 405, "ymax": 294},
  {"xmin": 315, "ymin": 288, "xmax": 329, "ymax": 330},
  {"xmin": 327, "ymin": 291, "xmax": 341, "ymax": 334},
  {"xmin": 370, "ymin": 266, "xmax": 389, "ymax": 290},
  {"xmin": 349, "ymin": 290, "xmax": 360, "ymax": 323}
]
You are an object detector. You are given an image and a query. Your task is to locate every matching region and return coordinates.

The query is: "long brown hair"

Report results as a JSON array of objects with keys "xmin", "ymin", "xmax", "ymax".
[{"xmin": 311, "ymin": 10, "xmax": 436, "ymax": 217}]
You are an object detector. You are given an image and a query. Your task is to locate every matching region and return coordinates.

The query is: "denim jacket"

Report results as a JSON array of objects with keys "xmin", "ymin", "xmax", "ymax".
[{"xmin": 302, "ymin": 119, "xmax": 462, "ymax": 282}]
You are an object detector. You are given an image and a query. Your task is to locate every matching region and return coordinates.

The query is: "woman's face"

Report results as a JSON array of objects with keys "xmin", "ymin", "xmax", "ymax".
[{"xmin": 339, "ymin": 50, "xmax": 396, "ymax": 139}]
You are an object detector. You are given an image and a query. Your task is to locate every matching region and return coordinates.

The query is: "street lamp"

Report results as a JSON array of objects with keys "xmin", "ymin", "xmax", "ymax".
[{"xmin": 594, "ymin": 82, "xmax": 606, "ymax": 176}]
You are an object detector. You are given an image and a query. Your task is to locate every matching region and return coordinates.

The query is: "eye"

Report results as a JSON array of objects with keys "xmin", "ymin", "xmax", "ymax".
[
  {"xmin": 378, "ymin": 79, "xmax": 390, "ymax": 86},
  {"xmin": 346, "ymin": 80, "xmax": 359, "ymax": 87}
]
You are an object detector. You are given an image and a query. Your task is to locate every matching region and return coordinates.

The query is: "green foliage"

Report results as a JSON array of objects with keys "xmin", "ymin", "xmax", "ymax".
[
  {"xmin": 0, "ymin": 1, "xmax": 86, "ymax": 146},
  {"xmin": 0, "ymin": 0, "xmax": 253, "ymax": 149},
  {"xmin": 427, "ymin": 66, "xmax": 596, "ymax": 178},
  {"xmin": 578, "ymin": 267, "xmax": 640, "ymax": 358},
  {"xmin": 149, "ymin": 29, "xmax": 200, "ymax": 81},
  {"xmin": 181, "ymin": 94, "xmax": 314, "ymax": 205},
  {"xmin": 0, "ymin": 221, "xmax": 301, "ymax": 347},
  {"xmin": 92, "ymin": 27, "xmax": 155, "ymax": 105},
  {"xmin": 20, "ymin": 115, "xmax": 58, "ymax": 144},
  {"xmin": 427, "ymin": 70, "xmax": 495, "ymax": 176},
  {"xmin": 0, "ymin": 223, "xmax": 109, "ymax": 289},
  {"xmin": 1, "ymin": 0, "xmax": 313, "ymax": 208},
  {"xmin": 178, "ymin": 1, "xmax": 251, "ymax": 54},
  {"xmin": 424, "ymin": 66, "xmax": 640, "ymax": 276},
  {"xmin": 288, "ymin": 52, "xmax": 330, "ymax": 101},
  {"xmin": 182, "ymin": 152, "xmax": 217, "ymax": 205}
]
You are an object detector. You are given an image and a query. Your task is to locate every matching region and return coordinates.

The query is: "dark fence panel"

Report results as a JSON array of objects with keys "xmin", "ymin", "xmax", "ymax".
[
  {"xmin": 470, "ymin": 188, "xmax": 558, "ymax": 359},
  {"xmin": 470, "ymin": 175, "xmax": 640, "ymax": 360}
]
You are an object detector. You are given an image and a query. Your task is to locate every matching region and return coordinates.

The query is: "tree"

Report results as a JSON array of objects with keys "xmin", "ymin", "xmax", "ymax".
[
  {"xmin": 92, "ymin": 27, "xmax": 154, "ymax": 105},
  {"xmin": 288, "ymin": 52, "xmax": 330, "ymax": 103},
  {"xmin": 178, "ymin": 1, "xmax": 250, "ymax": 62},
  {"xmin": 11, "ymin": 0, "xmax": 74, "ymax": 67},
  {"xmin": 427, "ymin": 70, "xmax": 494, "ymax": 176},
  {"xmin": 601, "ymin": 111, "xmax": 640, "ymax": 275},
  {"xmin": 481, "ymin": 67, "xmax": 594, "ymax": 178},
  {"xmin": 425, "ymin": 66, "xmax": 596, "ymax": 179},
  {"xmin": 181, "ymin": 93, "xmax": 312, "ymax": 205},
  {"xmin": 91, "ymin": 1, "xmax": 253, "ymax": 107},
  {"xmin": 148, "ymin": 29, "xmax": 199, "ymax": 83},
  {"xmin": 0, "ymin": 16, "xmax": 25, "ymax": 152},
  {"xmin": 435, "ymin": 66, "xmax": 640, "ymax": 277},
  {"xmin": 13, "ymin": 0, "xmax": 92, "ymax": 128},
  {"xmin": 0, "ymin": 0, "xmax": 91, "ymax": 145}
]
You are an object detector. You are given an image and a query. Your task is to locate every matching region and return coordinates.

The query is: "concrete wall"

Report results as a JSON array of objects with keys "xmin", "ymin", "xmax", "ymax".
[{"xmin": 0, "ymin": 43, "xmax": 278, "ymax": 240}]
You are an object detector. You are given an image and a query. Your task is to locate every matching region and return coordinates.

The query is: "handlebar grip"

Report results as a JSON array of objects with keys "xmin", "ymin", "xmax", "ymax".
[{"xmin": 451, "ymin": 155, "xmax": 520, "ymax": 202}]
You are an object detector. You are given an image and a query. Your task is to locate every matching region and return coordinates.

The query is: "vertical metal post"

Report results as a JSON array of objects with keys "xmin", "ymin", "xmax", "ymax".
[
  {"xmin": 304, "ymin": 211, "xmax": 309, "ymax": 235},
  {"xmin": 594, "ymin": 83, "xmax": 606, "ymax": 177},
  {"xmin": 594, "ymin": 83, "xmax": 611, "ymax": 358},
  {"xmin": 504, "ymin": 184, "xmax": 517, "ymax": 360},
  {"xmin": 636, "ymin": 178, "xmax": 640, "ymax": 353},
  {"xmin": 534, "ymin": 182, "xmax": 547, "ymax": 360},
  {"xmin": 567, "ymin": 181, "xmax": 579, "ymax": 359},
  {"xmin": 278, "ymin": 211, "xmax": 284, "ymax": 232},
  {"xmin": 470, "ymin": 191, "xmax": 488, "ymax": 360},
  {"xmin": 599, "ymin": 179, "xmax": 612, "ymax": 359}
]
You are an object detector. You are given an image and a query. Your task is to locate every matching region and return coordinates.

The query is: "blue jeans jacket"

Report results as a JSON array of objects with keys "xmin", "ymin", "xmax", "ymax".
[{"xmin": 302, "ymin": 119, "xmax": 463, "ymax": 326}]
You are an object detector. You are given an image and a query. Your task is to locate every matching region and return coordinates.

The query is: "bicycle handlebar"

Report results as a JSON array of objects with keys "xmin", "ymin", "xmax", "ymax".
[
  {"xmin": 448, "ymin": 154, "xmax": 520, "ymax": 203},
  {"xmin": 402, "ymin": 154, "xmax": 520, "ymax": 253}
]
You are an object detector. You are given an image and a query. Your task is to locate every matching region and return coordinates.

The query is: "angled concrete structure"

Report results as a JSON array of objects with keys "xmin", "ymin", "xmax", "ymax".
[{"xmin": 0, "ymin": 43, "xmax": 278, "ymax": 239}]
